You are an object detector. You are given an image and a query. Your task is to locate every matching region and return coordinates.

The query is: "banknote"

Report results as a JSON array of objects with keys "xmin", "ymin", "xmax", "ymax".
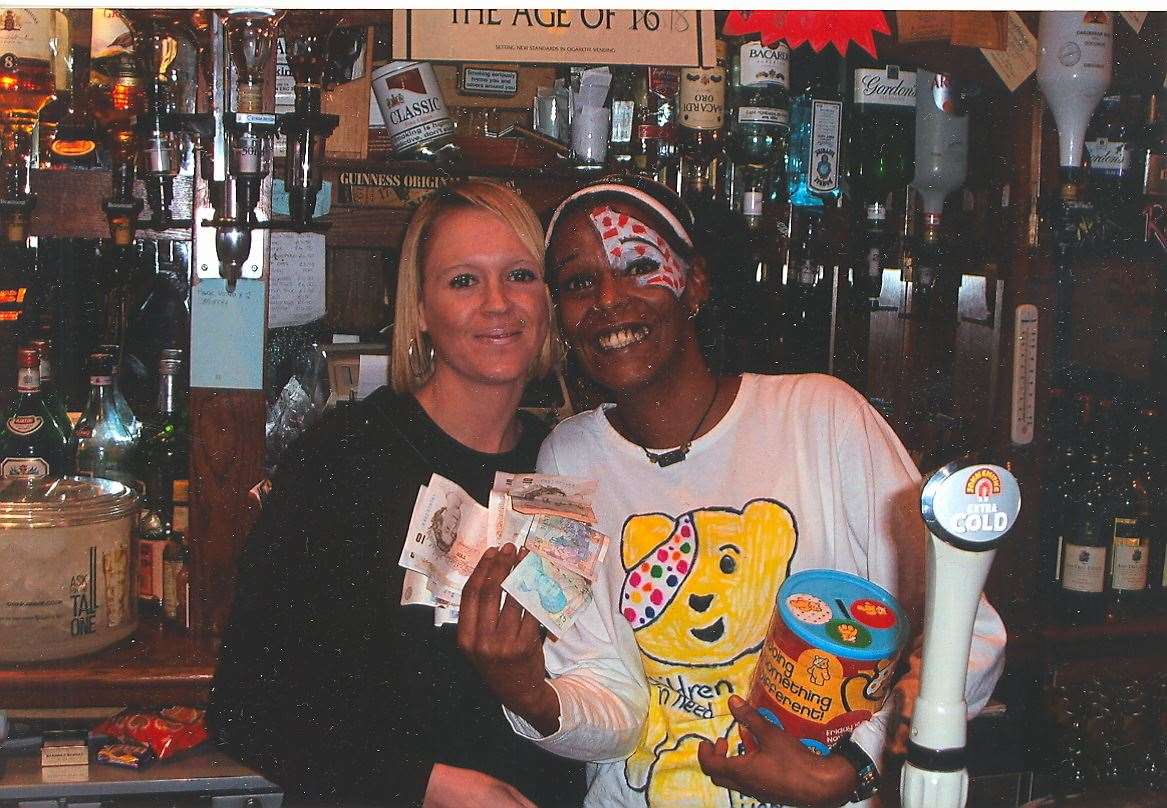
[
  {"xmin": 434, "ymin": 605, "xmax": 460, "ymax": 627},
  {"xmin": 497, "ymin": 472, "xmax": 598, "ymax": 524},
  {"xmin": 488, "ymin": 489, "xmax": 534, "ymax": 550},
  {"xmin": 524, "ymin": 514, "xmax": 610, "ymax": 581},
  {"xmin": 502, "ymin": 551, "xmax": 593, "ymax": 635},
  {"xmin": 397, "ymin": 475, "xmax": 492, "ymax": 606},
  {"xmin": 401, "ymin": 568, "xmax": 439, "ymax": 608}
]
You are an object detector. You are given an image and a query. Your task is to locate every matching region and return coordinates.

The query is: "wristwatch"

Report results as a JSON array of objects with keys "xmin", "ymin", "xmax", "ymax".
[{"xmin": 833, "ymin": 734, "xmax": 880, "ymax": 803}]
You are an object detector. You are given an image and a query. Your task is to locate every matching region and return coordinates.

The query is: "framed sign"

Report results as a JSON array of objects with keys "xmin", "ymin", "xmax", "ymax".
[{"xmin": 391, "ymin": 9, "xmax": 716, "ymax": 67}]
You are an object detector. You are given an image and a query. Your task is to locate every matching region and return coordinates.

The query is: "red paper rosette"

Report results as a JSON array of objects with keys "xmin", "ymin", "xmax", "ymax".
[{"xmin": 723, "ymin": 10, "xmax": 890, "ymax": 58}]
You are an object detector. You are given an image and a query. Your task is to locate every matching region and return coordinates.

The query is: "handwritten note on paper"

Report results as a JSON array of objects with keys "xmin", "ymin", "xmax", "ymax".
[
  {"xmin": 356, "ymin": 354, "xmax": 389, "ymax": 400},
  {"xmin": 268, "ymin": 232, "xmax": 326, "ymax": 328},
  {"xmin": 191, "ymin": 278, "xmax": 265, "ymax": 390},
  {"xmin": 981, "ymin": 11, "xmax": 1037, "ymax": 93}
]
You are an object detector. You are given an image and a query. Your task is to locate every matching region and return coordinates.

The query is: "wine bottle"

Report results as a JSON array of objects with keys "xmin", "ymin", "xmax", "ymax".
[
  {"xmin": 25, "ymin": 337, "xmax": 71, "ymax": 438},
  {"xmin": 911, "ymin": 70, "xmax": 969, "ymax": 244},
  {"xmin": 1057, "ymin": 443, "xmax": 1110, "ymax": 625},
  {"xmin": 1107, "ymin": 442, "xmax": 1153, "ymax": 621},
  {"xmin": 787, "ymin": 47, "xmax": 844, "ymax": 210},
  {"xmin": 70, "ymin": 351, "xmax": 138, "ymax": 488},
  {"xmin": 136, "ymin": 351, "xmax": 188, "ymax": 534},
  {"xmin": 1036, "ymin": 11, "xmax": 1113, "ymax": 192},
  {"xmin": 0, "ymin": 345, "xmax": 69, "ymax": 478}
]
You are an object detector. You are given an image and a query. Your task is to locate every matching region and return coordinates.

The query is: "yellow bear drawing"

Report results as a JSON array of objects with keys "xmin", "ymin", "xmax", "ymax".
[{"xmin": 620, "ymin": 499, "xmax": 798, "ymax": 808}]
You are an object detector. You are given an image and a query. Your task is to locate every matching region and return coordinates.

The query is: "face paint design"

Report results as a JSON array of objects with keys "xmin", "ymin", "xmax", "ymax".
[
  {"xmin": 621, "ymin": 513, "xmax": 698, "ymax": 629},
  {"xmin": 588, "ymin": 205, "xmax": 688, "ymax": 297}
]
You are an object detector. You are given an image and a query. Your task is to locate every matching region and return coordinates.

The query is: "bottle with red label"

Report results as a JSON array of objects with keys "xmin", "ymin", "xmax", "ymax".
[{"xmin": 0, "ymin": 345, "xmax": 69, "ymax": 478}]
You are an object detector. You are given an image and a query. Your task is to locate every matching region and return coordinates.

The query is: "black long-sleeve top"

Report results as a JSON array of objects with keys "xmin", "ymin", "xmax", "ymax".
[{"xmin": 207, "ymin": 388, "xmax": 585, "ymax": 807}]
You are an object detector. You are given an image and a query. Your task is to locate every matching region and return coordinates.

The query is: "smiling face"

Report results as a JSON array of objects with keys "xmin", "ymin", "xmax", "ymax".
[
  {"xmin": 547, "ymin": 199, "xmax": 708, "ymax": 395},
  {"xmin": 621, "ymin": 500, "xmax": 798, "ymax": 668},
  {"xmin": 419, "ymin": 206, "xmax": 549, "ymax": 392}
]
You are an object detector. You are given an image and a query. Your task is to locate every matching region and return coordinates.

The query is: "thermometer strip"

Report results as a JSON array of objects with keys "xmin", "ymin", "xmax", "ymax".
[{"xmin": 1011, "ymin": 304, "xmax": 1038, "ymax": 445}]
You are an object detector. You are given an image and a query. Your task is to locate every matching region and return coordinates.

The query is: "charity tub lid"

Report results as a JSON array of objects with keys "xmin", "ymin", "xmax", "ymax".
[
  {"xmin": 0, "ymin": 476, "xmax": 138, "ymax": 529},
  {"xmin": 777, "ymin": 569, "xmax": 908, "ymax": 662}
]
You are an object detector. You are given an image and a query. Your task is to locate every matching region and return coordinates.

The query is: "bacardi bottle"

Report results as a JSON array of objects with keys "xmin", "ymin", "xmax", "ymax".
[
  {"xmin": 726, "ymin": 38, "xmax": 789, "ymax": 168},
  {"xmin": 0, "ymin": 345, "xmax": 68, "ymax": 478},
  {"xmin": 787, "ymin": 47, "xmax": 844, "ymax": 210},
  {"xmin": 678, "ymin": 39, "xmax": 726, "ymax": 198}
]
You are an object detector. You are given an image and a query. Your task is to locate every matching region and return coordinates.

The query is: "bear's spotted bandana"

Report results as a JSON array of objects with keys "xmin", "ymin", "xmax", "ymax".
[
  {"xmin": 621, "ymin": 514, "xmax": 698, "ymax": 629},
  {"xmin": 588, "ymin": 205, "xmax": 688, "ymax": 297}
]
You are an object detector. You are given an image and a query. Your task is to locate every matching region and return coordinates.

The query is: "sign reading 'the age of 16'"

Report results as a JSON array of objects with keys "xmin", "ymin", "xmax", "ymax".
[{"xmin": 391, "ymin": 9, "xmax": 717, "ymax": 68}]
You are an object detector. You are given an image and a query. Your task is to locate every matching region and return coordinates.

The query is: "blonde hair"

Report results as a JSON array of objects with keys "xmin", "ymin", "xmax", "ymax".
[{"xmin": 390, "ymin": 180, "xmax": 557, "ymax": 394}]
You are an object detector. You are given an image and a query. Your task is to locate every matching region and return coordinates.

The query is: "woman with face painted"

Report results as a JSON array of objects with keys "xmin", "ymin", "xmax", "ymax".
[
  {"xmin": 209, "ymin": 181, "xmax": 584, "ymax": 808},
  {"xmin": 458, "ymin": 175, "xmax": 1007, "ymax": 808}
]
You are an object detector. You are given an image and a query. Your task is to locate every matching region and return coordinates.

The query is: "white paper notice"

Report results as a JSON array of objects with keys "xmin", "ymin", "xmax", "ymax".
[
  {"xmin": 268, "ymin": 232, "xmax": 326, "ymax": 328},
  {"xmin": 980, "ymin": 11, "xmax": 1037, "ymax": 93},
  {"xmin": 1119, "ymin": 12, "xmax": 1147, "ymax": 32},
  {"xmin": 356, "ymin": 354, "xmax": 389, "ymax": 400}
]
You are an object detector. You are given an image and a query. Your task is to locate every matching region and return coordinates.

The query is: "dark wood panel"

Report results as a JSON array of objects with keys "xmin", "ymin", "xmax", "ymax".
[
  {"xmin": 326, "ymin": 248, "xmax": 393, "ymax": 335},
  {"xmin": 189, "ymin": 389, "xmax": 267, "ymax": 637},
  {"xmin": 0, "ymin": 614, "xmax": 217, "ymax": 709},
  {"xmin": 27, "ymin": 170, "xmax": 193, "ymax": 241}
]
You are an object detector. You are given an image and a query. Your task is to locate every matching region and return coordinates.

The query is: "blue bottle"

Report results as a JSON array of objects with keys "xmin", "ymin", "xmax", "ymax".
[{"xmin": 787, "ymin": 49, "xmax": 844, "ymax": 210}]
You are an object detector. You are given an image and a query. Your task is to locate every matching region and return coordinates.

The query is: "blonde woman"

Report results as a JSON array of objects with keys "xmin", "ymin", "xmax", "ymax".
[{"xmin": 210, "ymin": 181, "xmax": 581, "ymax": 808}]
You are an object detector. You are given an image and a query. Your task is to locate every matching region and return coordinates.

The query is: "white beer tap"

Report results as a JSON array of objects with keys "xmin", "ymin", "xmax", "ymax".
[{"xmin": 900, "ymin": 463, "xmax": 1021, "ymax": 808}]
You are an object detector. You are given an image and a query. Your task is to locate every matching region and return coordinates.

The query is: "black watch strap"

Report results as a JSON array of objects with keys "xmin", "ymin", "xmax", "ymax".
[{"xmin": 833, "ymin": 734, "xmax": 880, "ymax": 802}]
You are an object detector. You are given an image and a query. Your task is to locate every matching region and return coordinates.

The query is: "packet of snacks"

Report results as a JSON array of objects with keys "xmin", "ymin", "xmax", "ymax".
[{"xmin": 93, "ymin": 706, "xmax": 208, "ymax": 760}]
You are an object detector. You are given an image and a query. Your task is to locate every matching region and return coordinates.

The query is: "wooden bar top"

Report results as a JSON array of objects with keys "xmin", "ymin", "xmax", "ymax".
[{"xmin": 0, "ymin": 614, "xmax": 219, "ymax": 709}]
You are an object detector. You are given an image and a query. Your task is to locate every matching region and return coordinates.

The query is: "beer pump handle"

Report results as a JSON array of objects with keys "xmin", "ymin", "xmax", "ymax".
[{"xmin": 900, "ymin": 463, "xmax": 1020, "ymax": 808}]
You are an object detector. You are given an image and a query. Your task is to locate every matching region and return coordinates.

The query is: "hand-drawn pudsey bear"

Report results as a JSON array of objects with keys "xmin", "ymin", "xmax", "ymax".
[{"xmin": 620, "ymin": 498, "xmax": 797, "ymax": 808}]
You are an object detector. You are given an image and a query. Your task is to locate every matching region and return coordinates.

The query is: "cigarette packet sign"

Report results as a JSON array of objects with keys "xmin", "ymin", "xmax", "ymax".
[{"xmin": 391, "ymin": 9, "xmax": 716, "ymax": 68}]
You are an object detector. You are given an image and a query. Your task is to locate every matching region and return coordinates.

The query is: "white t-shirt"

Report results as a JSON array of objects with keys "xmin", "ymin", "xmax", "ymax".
[{"xmin": 506, "ymin": 373, "xmax": 1007, "ymax": 808}]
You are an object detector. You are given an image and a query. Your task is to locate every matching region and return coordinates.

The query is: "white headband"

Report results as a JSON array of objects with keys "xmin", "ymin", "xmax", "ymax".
[{"xmin": 545, "ymin": 184, "xmax": 694, "ymax": 250}]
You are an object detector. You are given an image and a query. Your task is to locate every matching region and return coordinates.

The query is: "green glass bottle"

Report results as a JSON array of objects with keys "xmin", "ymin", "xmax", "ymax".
[
  {"xmin": 136, "ymin": 350, "xmax": 188, "ymax": 533},
  {"xmin": 26, "ymin": 338, "xmax": 72, "ymax": 439},
  {"xmin": 0, "ymin": 346, "xmax": 70, "ymax": 478},
  {"xmin": 849, "ymin": 63, "xmax": 916, "ymax": 227}
]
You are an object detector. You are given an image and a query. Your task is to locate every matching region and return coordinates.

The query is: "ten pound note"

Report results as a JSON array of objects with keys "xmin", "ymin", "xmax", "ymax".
[{"xmin": 399, "ymin": 472, "xmax": 604, "ymax": 632}]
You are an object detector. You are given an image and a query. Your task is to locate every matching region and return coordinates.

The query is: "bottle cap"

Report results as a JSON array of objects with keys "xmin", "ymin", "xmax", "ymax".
[{"xmin": 16, "ymin": 347, "xmax": 39, "ymax": 369}]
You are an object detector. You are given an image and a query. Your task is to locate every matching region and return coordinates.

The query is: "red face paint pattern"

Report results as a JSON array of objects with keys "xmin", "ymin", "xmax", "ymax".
[{"xmin": 588, "ymin": 205, "xmax": 687, "ymax": 297}]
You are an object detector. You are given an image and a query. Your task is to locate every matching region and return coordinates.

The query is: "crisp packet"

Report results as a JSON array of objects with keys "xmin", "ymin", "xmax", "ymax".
[
  {"xmin": 92, "ymin": 707, "xmax": 208, "ymax": 760},
  {"xmin": 97, "ymin": 740, "xmax": 156, "ymax": 769}
]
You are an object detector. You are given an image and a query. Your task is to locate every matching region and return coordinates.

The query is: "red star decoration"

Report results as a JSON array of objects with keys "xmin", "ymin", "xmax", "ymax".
[{"xmin": 723, "ymin": 10, "xmax": 890, "ymax": 58}]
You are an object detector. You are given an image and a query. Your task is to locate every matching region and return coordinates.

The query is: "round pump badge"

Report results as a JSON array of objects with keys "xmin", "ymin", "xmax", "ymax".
[{"xmin": 920, "ymin": 463, "xmax": 1021, "ymax": 552}]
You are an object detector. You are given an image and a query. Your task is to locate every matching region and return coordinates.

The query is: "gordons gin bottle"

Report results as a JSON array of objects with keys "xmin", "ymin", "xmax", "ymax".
[{"xmin": 850, "ymin": 64, "xmax": 916, "ymax": 226}]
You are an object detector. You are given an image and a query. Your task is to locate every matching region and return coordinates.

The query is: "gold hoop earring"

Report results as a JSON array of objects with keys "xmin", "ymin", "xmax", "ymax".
[{"xmin": 407, "ymin": 333, "xmax": 435, "ymax": 378}]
